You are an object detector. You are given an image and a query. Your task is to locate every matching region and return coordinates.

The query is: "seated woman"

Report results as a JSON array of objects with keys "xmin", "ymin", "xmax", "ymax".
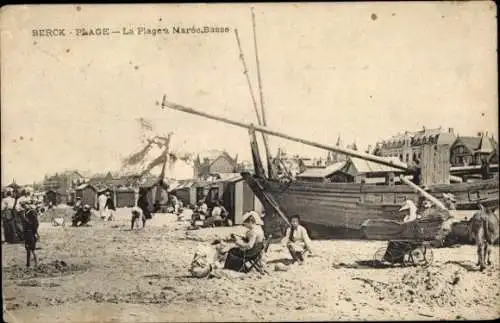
[
  {"xmin": 207, "ymin": 200, "xmax": 228, "ymax": 227},
  {"xmin": 281, "ymin": 214, "xmax": 313, "ymax": 264},
  {"xmin": 223, "ymin": 211, "xmax": 265, "ymax": 272}
]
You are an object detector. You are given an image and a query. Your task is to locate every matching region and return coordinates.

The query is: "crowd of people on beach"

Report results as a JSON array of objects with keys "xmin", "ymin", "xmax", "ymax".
[{"xmin": 0, "ymin": 181, "xmax": 466, "ymax": 276}]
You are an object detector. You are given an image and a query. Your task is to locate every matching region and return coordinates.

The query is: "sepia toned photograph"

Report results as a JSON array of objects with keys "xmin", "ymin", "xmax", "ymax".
[{"xmin": 1, "ymin": 2, "xmax": 498, "ymax": 322}]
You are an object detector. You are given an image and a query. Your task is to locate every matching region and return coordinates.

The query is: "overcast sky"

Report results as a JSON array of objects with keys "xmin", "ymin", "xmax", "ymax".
[{"xmin": 1, "ymin": 2, "xmax": 497, "ymax": 185}]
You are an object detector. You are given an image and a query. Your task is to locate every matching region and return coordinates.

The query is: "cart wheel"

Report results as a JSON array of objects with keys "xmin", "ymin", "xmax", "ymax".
[
  {"xmin": 373, "ymin": 246, "xmax": 392, "ymax": 267},
  {"xmin": 409, "ymin": 246, "xmax": 433, "ymax": 267}
]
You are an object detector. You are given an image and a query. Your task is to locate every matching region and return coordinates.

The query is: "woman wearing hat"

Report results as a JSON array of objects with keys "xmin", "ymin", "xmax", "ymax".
[{"xmin": 223, "ymin": 211, "xmax": 265, "ymax": 272}]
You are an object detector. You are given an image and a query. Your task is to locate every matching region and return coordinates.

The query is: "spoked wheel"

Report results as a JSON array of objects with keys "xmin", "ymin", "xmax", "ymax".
[
  {"xmin": 403, "ymin": 245, "xmax": 433, "ymax": 267},
  {"xmin": 373, "ymin": 246, "xmax": 393, "ymax": 267}
]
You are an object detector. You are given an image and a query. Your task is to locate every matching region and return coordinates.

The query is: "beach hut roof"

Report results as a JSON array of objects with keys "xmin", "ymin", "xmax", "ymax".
[
  {"xmin": 347, "ymin": 157, "xmax": 405, "ymax": 174},
  {"xmin": 297, "ymin": 162, "xmax": 346, "ymax": 178},
  {"xmin": 76, "ymin": 183, "xmax": 93, "ymax": 190}
]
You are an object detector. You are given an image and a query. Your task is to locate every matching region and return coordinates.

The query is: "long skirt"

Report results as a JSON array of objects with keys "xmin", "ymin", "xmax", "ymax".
[
  {"xmin": 2, "ymin": 215, "xmax": 23, "ymax": 243},
  {"xmin": 223, "ymin": 243, "xmax": 264, "ymax": 272}
]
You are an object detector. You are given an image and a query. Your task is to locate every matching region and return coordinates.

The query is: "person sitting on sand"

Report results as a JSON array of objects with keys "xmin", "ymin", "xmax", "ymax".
[
  {"xmin": 196, "ymin": 199, "xmax": 208, "ymax": 215},
  {"xmin": 206, "ymin": 200, "xmax": 228, "ymax": 227},
  {"xmin": 72, "ymin": 204, "xmax": 91, "ymax": 227},
  {"xmin": 223, "ymin": 211, "xmax": 265, "ymax": 272},
  {"xmin": 281, "ymin": 214, "xmax": 313, "ymax": 264}
]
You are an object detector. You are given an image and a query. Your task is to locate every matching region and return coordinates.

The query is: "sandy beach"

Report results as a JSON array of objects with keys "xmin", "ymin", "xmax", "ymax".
[{"xmin": 2, "ymin": 207, "xmax": 499, "ymax": 322}]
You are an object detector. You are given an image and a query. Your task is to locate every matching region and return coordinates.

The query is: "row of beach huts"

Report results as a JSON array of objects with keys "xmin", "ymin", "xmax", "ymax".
[{"xmin": 42, "ymin": 173, "xmax": 262, "ymax": 226}]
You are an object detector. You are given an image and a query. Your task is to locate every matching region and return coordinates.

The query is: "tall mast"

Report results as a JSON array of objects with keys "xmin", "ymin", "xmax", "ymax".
[
  {"xmin": 234, "ymin": 28, "xmax": 266, "ymax": 179},
  {"xmin": 234, "ymin": 29, "xmax": 263, "ymax": 132},
  {"xmin": 251, "ymin": 7, "xmax": 273, "ymax": 178},
  {"xmin": 158, "ymin": 133, "xmax": 173, "ymax": 186}
]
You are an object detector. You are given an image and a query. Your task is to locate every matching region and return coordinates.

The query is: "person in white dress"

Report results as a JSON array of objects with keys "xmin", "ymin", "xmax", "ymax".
[{"xmin": 98, "ymin": 192, "xmax": 108, "ymax": 220}]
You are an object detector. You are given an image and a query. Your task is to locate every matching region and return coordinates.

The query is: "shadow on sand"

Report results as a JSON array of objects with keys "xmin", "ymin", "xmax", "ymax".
[
  {"xmin": 444, "ymin": 260, "xmax": 480, "ymax": 272},
  {"xmin": 267, "ymin": 258, "xmax": 295, "ymax": 266},
  {"xmin": 332, "ymin": 260, "xmax": 394, "ymax": 269}
]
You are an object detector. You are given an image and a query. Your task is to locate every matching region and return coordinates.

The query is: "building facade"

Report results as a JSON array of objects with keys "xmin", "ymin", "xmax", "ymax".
[
  {"xmin": 193, "ymin": 150, "xmax": 237, "ymax": 178},
  {"xmin": 449, "ymin": 132, "xmax": 498, "ymax": 167},
  {"xmin": 373, "ymin": 127, "xmax": 457, "ymax": 166}
]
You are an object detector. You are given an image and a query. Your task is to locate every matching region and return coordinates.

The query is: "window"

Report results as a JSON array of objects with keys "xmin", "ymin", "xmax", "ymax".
[{"xmin": 405, "ymin": 154, "xmax": 409, "ymax": 162}]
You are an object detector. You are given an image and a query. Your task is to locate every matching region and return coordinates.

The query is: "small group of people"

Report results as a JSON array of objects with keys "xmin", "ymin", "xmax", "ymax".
[
  {"xmin": 1, "ymin": 188, "xmax": 41, "ymax": 267},
  {"xmin": 71, "ymin": 197, "xmax": 91, "ymax": 227},
  {"xmin": 190, "ymin": 210, "xmax": 314, "ymax": 277},
  {"xmin": 191, "ymin": 199, "xmax": 230, "ymax": 228},
  {"xmin": 97, "ymin": 191, "xmax": 116, "ymax": 221}
]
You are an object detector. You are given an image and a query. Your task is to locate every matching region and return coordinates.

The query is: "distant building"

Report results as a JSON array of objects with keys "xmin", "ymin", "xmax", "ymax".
[
  {"xmin": 449, "ymin": 132, "xmax": 498, "ymax": 167},
  {"xmin": 193, "ymin": 150, "xmax": 238, "ymax": 178},
  {"xmin": 43, "ymin": 170, "xmax": 84, "ymax": 204},
  {"xmin": 236, "ymin": 160, "xmax": 255, "ymax": 173},
  {"xmin": 373, "ymin": 127, "xmax": 457, "ymax": 165},
  {"xmin": 329, "ymin": 135, "xmax": 348, "ymax": 164},
  {"xmin": 89, "ymin": 171, "xmax": 131, "ymax": 189}
]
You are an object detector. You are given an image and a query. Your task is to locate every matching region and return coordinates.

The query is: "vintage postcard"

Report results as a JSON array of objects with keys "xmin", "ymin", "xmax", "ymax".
[{"xmin": 1, "ymin": 2, "xmax": 498, "ymax": 322}]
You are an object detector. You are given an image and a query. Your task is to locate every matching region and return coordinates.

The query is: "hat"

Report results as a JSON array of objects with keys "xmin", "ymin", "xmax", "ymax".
[
  {"xmin": 106, "ymin": 192, "xmax": 111, "ymax": 196},
  {"xmin": 76, "ymin": 197, "xmax": 81, "ymax": 200},
  {"xmin": 83, "ymin": 204, "xmax": 90, "ymax": 210},
  {"xmin": 242, "ymin": 211, "xmax": 264, "ymax": 225}
]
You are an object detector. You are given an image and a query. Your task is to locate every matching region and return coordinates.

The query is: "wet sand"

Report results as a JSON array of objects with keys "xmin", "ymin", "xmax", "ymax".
[{"xmin": 2, "ymin": 207, "xmax": 499, "ymax": 322}]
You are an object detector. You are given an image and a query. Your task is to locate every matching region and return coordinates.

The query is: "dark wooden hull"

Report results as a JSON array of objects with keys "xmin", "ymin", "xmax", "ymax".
[
  {"xmin": 360, "ymin": 217, "xmax": 446, "ymax": 241},
  {"xmin": 249, "ymin": 177, "xmax": 499, "ymax": 231}
]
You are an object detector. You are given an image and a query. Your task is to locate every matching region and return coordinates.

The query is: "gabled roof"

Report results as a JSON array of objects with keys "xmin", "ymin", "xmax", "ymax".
[
  {"xmin": 454, "ymin": 136, "xmax": 481, "ymax": 152},
  {"xmin": 436, "ymin": 132, "xmax": 457, "ymax": 146},
  {"xmin": 297, "ymin": 162, "xmax": 346, "ymax": 178},
  {"xmin": 197, "ymin": 150, "xmax": 236, "ymax": 166},
  {"xmin": 476, "ymin": 135, "xmax": 495, "ymax": 154},
  {"xmin": 347, "ymin": 157, "xmax": 405, "ymax": 174}
]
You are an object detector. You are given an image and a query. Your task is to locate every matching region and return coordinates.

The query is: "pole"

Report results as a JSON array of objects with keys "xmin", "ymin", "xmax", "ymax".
[
  {"xmin": 161, "ymin": 96, "xmax": 410, "ymax": 171},
  {"xmin": 399, "ymin": 175, "xmax": 448, "ymax": 211},
  {"xmin": 251, "ymin": 7, "xmax": 273, "ymax": 177},
  {"xmin": 234, "ymin": 29, "xmax": 265, "ymax": 132}
]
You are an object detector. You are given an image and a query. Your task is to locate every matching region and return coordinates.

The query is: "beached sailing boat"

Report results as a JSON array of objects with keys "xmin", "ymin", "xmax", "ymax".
[
  {"xmin": 159, "ymin": 10, "xmax": 498, "ymax": 237},
  {"xmin": 160, "ymin": 98, "xmax": 499, "ymax": 235}
]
